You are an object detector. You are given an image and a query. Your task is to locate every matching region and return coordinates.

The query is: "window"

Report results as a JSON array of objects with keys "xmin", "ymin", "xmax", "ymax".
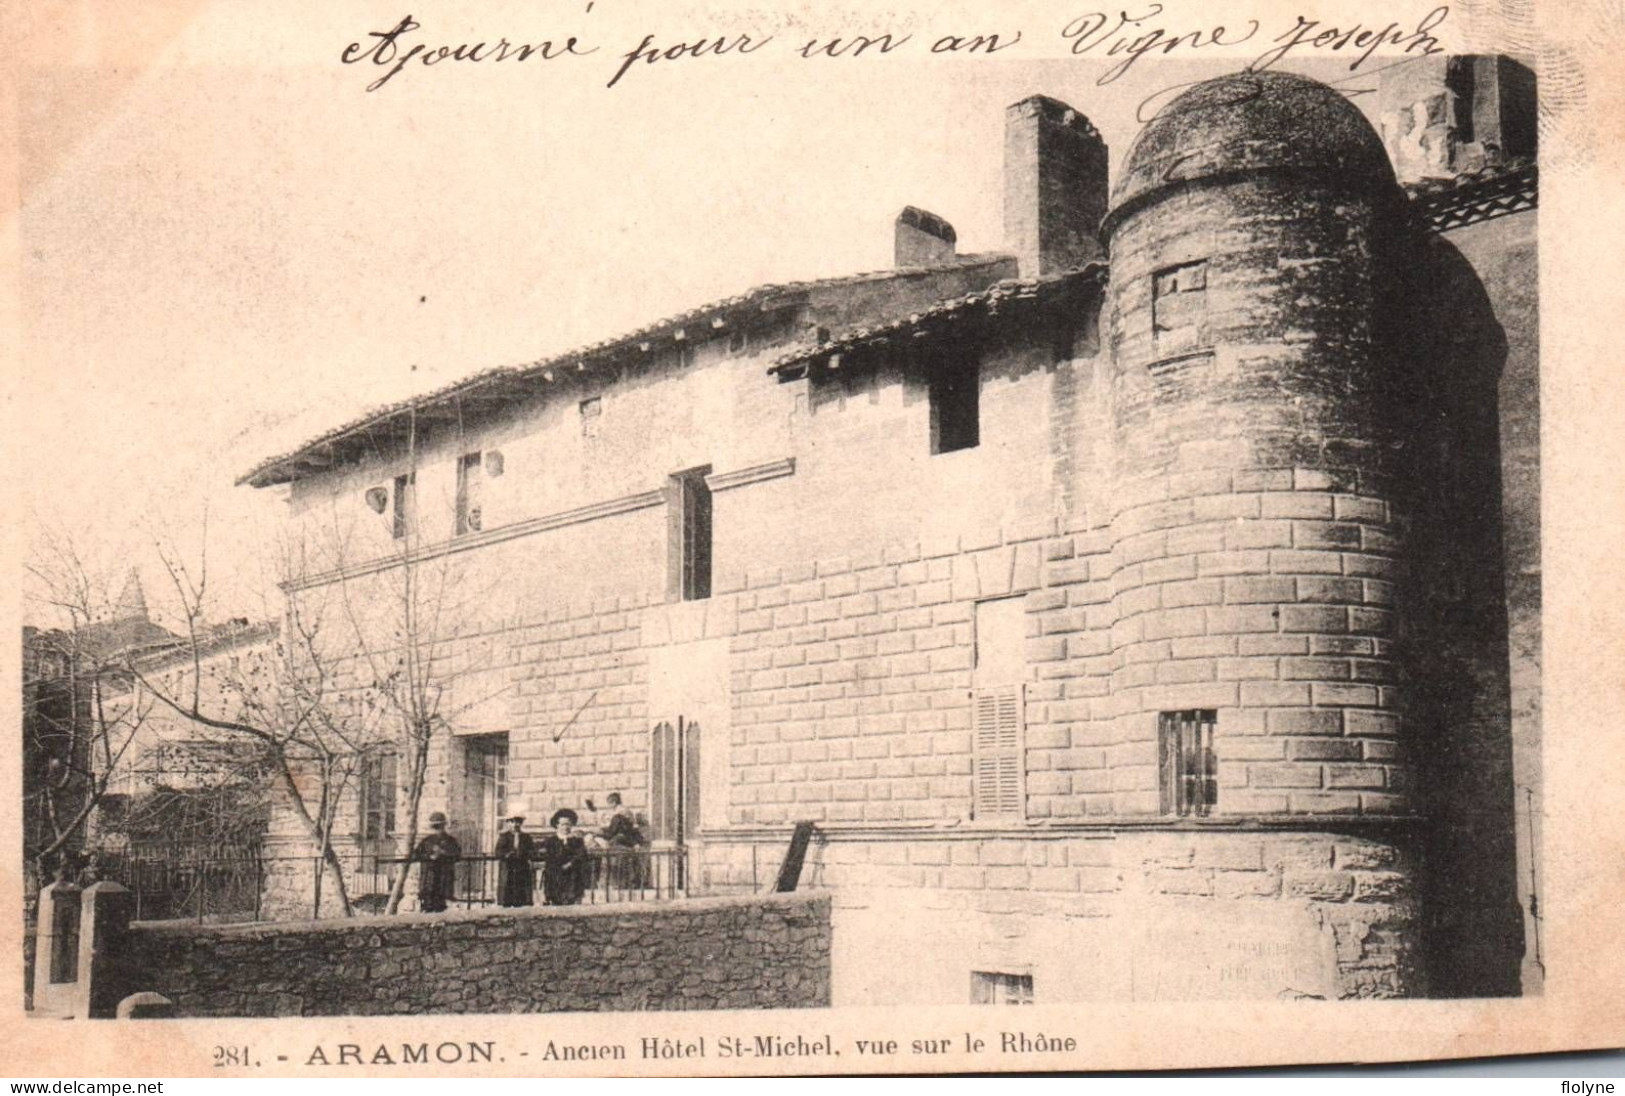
[
  {"xmin": 929, "ymin": 354, "xmax": 980, "ymax": 454},
  {"xmin": 391, "ymin": 472, "xmax": 415, "ymax": 540},
  {"xmin": 972, "ymin": 684, "xmax": 1025, "ymax": 820},
  {"xmin": 666, "ymin": 467, "xmax": 712, "ymax": 602},
  {"xmin": 1159, "ymin": 709, "xmax": 1217, "ymax": 817},
  {"xmin": 650, "ymin": 718, "xmax": 701, "ymax": 844},
  {"xmin": 972, "ymin": 971, "xmax": 1034, "ymax": 1005},
  {"xmin": 974, "ymin": 597, "xmax": 1026, "ymax": 688},
  {"xmin": 455, "ymin": 452, "xmax": 484, "ymax": 535},
  {"xmin": 972, "ymin": 598, "xmax": 1027, "ymax": 820},
  {"xmin": 727, "ymin": 328, "xmax": 748, "ymax": 355},
  {"xmin": 1152, "ymin": 260, "xmax": 1208, "ymax": 353},
  {"xmin": 360, "ymin": 750, "xmax": 397, "ymax": 840},
  {"xmin": 579, "ymin": 397, "xmax": 602, "ymax": 439}
]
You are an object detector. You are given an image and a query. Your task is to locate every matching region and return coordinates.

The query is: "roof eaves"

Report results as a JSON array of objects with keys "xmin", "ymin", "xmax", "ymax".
[
  {"xmin": 767, "ymin": 264, "xmax": 1107, "ymax": 378},
  {"xmin": 238, "ymin": 255, "xmax": 1014, "ymax": 488}
]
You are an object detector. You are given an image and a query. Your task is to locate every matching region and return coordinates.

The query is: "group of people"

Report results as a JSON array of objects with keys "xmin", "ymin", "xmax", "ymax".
[{"xmin": 410, "ymin": 792, "xmax": 647, "ymax": 913}]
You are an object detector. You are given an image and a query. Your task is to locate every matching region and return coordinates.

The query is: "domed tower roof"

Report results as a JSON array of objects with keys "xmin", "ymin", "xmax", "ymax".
[{"xmin": 1104, "ymin": 70, "xmax": 1395, "ymax": 232}]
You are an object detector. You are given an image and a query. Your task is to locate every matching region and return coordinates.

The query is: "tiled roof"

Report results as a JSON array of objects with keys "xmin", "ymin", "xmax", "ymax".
[
  {"xmin": 1405, "ymin": 159, "xmax": 1538, "ymax": 231},
  {"xmin": 238, "ymin": 256, "xmax": 1012, "ymax": 488},
  {"xmin": 768, "ymin": 265, "xmax": 1107, "ymax": 378}
]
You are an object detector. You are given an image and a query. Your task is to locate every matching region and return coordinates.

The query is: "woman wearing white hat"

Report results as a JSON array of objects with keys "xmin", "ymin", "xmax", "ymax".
[{"xmin": 494, "ymin": 801, "xmax": 537, "ymax": 908}]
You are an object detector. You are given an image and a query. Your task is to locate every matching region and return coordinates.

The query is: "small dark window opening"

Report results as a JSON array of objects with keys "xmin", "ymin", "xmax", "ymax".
[
  {"xmin": 456, "ymin": 452, "xmax": 483, "ymax": 535},
  {"xmin": 391, "ymin": 472, "xmax": 415, "ymax": 540},
  {"xmin": 580, "ymin": 397, "xmax": 602, "ymax": 438},
  {"xmin": 930, "ymin": 355, "xmax": 980, "ymax": 454},
  {"xmin": 1445, "ymin": 57, "xmax": 1476, "ymax": 144},
  {"xmin": 1160, "ymin": 709, "xmax": 1217, "ymax": 817},
  {"xmin": 728, "ymin": 328, "xmax": 748, "ymax": 355},
  {"xmin": 667, "ymin": 467, "xmax": 712, "ymax": 602}
]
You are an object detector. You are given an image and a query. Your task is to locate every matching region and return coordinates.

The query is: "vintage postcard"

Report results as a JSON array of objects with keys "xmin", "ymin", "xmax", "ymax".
[{"xmin": 6, "ymin": 0, "xmax": 1624, "ymax": 1077}]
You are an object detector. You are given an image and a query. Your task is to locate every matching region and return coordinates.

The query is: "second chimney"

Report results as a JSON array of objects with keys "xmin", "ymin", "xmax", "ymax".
[
  {"xmin": 895, "ymin": 206, "xmax": 957, "ymax": 267},
  {"xmin": 1004, "ymin": 95, "xmax": 1108, "ymax": 278}
]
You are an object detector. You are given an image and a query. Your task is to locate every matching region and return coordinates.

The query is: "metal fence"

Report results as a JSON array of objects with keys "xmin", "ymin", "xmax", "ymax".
[
  {"xmin": 100, "ymin": 853, "xmax": 270, "ymax": 923},
  {"xmin": 99, "ymin": 846, "xmax": 688, "ymax": 924},
  {"xmin": 432, "ymin": 847, "xmax": 689, "ymax": 909}
]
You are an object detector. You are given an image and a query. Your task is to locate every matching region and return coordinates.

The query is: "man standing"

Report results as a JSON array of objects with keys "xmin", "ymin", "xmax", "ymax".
[{"xmin": 412, "ymin": 812, "xmax": 461, "ymax": 913}]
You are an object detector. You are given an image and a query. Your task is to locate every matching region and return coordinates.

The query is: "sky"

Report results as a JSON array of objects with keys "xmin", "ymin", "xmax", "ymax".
[{"xmin": 9, "ymin": 0, "xmax": 1498, "ymax": 626}]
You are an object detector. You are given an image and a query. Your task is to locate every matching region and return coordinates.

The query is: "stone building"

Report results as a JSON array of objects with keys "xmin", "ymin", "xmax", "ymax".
[{"xmin": 238, "ymin": 62, "xmax": 1539, "ymax": 1002}]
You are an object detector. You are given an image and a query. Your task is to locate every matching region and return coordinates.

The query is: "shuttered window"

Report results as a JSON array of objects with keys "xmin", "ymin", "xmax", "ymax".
[
  {"xmin": 972, "ymin": 684, "xmax": 1025, "ymax": 819},
  {"xmin": 650, "ymin": 718, "xmax": 702, "ymax": 843}
]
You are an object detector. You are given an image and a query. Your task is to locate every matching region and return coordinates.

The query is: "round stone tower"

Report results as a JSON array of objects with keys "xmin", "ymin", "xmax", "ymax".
[{"xmin": 1098, "ymin": 73, "xmax": 1420, "ymax": 995}]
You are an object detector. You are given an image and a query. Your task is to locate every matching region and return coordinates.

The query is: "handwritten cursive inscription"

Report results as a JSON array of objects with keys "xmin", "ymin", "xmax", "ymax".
[
  {"xmin": 1063, "ymin": 7, "xmax": 1259, "ymax": 85},
  {"xmin": 1062, "ymin": 4, "xmax": 1448, "ymax": 86},
  {"xmin": 336, "ymin": 8, "xmax": 1451, "ymax": 95},
  {"xmin": 1248, "ymin": 6, "xmax": 1450, "ymax": 73},
  {"xmin": 606, "ymin": 32, "xmax": 774, "ymax": 89},
  {"xmin": 340, "ymin": 15, "xmax": 598, "ymax": 92}
]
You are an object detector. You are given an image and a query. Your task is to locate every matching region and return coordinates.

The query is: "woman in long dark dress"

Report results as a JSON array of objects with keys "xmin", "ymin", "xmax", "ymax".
[
  {"xmin": 494, "ymin": 804, "xmax": 537, "ymax": 908},
  {"xmin": 412, "ymin": 812, "xmax": 461, "ymax": 913},
  {"xmin": 598, "ymin": 791, "xmax": 646, "ymax": 890},
  {"xmin": 540, "ymin": 808, "xmax": 588, "ymax": 906}
]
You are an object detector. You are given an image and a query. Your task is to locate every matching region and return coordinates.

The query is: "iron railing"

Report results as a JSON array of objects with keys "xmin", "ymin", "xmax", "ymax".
[
  {"xmin": 403, "ymin": 847, "xmax": 688, "ymax": 910},
  {"xmin": 98, "ymin": 846, "xmax": 688, "ymax": 924}
]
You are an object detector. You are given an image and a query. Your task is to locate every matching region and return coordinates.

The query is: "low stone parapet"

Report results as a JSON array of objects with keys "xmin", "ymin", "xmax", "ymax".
[{"xmin": 120, "ymin": 892, "xmax": 830, "ymax": 1016}]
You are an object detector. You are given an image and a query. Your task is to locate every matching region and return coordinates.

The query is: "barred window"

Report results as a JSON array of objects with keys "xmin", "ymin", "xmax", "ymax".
[{"xmin": 1159, "ymin": 709, "xmax": 1217, "ymax": 817}]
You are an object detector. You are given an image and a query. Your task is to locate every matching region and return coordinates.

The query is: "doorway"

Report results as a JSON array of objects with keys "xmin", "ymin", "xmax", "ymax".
[{"xmin": 461, "ymin": 733, "xmax": 508, "ymax": 862}]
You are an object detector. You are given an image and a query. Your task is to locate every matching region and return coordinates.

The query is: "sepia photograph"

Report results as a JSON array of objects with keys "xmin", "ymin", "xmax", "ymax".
[{"xmin": 7, "ymin": 0, "xmax": 1622, "ymax": 1078}]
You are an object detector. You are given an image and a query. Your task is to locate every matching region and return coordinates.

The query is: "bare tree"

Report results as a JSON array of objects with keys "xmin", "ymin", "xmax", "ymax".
[
  {"xmin": 136, "ymin": 413, "xmax": 511, "ymax": 918},
  {"xmin": 320, "ymin": 411, "xmax": 512, "ymax": 915},
  {"xmin": 22, "ymin": 523, "xmax": 153, "ymax": 892},
  {"xmin": 130, "ymin": 528, "xmax": 394, "ymax": 917}
]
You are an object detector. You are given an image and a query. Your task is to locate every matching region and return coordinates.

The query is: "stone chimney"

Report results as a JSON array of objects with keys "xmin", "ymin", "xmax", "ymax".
[
  {"xmin": 894, "ymin": 206, "xmax": 957, "ymax": 267},
  {"xmin": 1003, "ymin": 95, "xmax": 1108, "ymax": 278},
  {"xmin": 1378, "ymin": 55, "xmax": 1536, "ymax": 184}
]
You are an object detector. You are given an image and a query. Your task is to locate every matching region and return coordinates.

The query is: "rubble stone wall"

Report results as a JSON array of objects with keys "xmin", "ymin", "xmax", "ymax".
[{"xmin": 124, "ymin": 893, "xmax": 829, "ymax": 1016}]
